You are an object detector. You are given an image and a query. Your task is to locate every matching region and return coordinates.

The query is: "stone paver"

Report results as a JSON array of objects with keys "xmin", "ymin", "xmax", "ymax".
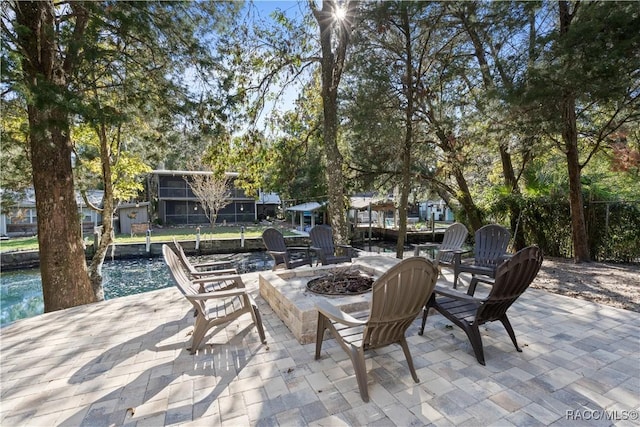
[{"xmin": 1, "ymin": 265, "xmax": 638, "ymax": 426}]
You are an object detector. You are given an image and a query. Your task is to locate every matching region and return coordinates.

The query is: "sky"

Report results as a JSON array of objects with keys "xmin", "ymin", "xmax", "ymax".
[{"xmin": 245, "ymin": 1, "xmax": 311, "ymax": 131}]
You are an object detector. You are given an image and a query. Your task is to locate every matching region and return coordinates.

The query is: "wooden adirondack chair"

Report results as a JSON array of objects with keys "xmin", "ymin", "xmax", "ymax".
[
  {"xmin": 309, "ymin": 225, "xmax": 353, "ymax": 265},
  {"xmin": 315, "ymin": 257, "xmax": 439, "ymax": 402},
  {"xmin": 173, "ymin": 238, "xmax": 236, "ymax": 281},
  {"xmin": 420, "ymin": 246, "xmax": 543, "ymax": 365},
  {"xmin": 163, "ymin": 244, "xmax": 266, "ymax": 353},
  {"xmin": 452, "ymin": 224, "xmax": 511, "ymax": 294},
  {"xmin": 413, "ymin": 222, "xmax": 469, "ymax": 273},
  {"xmin": 262, "ymin": 228, "xmax": 312, "ymax": 270}
]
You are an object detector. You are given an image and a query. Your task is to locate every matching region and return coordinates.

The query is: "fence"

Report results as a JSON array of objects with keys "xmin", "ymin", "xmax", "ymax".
[{"xmin": 519, "ymin": 199, "xmax": 640, "ymax": 263}]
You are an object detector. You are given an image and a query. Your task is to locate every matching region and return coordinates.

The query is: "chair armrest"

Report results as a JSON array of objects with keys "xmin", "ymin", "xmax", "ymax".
[
  {"xmin": 192, "ymin": 274, "xmax": 242, "ymax": 285},
  {"xmin": 191, "ymin": 269, "xmax": 238, "ymax": 278},
  {"xmin": 287, "ymin": 246, "xmax": 310, "ymax": 251},
  {"xmin": 192, "ymin": 260, "xmax": 233, "ymax": 269},
  {"xmin": 316, "ymin": 300, "xmax": 367, "ymax": 327},
  {"xmin": 418, "ymin": 243, "xmax": 440, "ymax": 250},
  {"xmin": 267, "ymin": 250, "xmax": 287, "ymax": 256},
  {"xmin": 448, "ymin": 249, "xmax": 471, "ymax": 255},
  {"xmin": 434, "ymin": 284, "xmax": 482, "ymax": 304},
  {"xmin": 186, "ymin": 288, "xmax": 247, "ymax": 301}
]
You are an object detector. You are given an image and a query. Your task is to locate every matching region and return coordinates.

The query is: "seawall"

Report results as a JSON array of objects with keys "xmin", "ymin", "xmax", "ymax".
[{"xmin": 0, "ymin": 235, "xmax": 311, "ymax": 271}]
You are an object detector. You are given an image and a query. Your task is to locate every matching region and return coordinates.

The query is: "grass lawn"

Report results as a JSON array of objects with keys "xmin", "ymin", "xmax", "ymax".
[
  {"xmin": 0, "ymin": 222, "xmax": 450, "ymax": 253},
  {"xmin": 0, "ymin": 225, "xmax": 299, "ymax": 253}
]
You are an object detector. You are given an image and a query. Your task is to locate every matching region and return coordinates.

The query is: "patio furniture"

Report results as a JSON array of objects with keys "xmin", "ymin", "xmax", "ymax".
[
  {"xmin": 315, "ymin": 257, "xmax": 439, "ymax": 402},
  {"xmin": 162, "ymin": 244, "xmax": 266, "ymax": 354},
  {"xmin": 420, "ymin": 246, "xmax": 543, "ymax": 365},
  {"xmin": 173, "ymin": 238, "xmax": 236, "ymax": 284},
  {"xmin": 413, "ymin": 222, "xmax": 469, "ymax": 274},
  {"xmin": 262, "ymin": 228, "xmax": 312, "ymax": 270},
  {"xmin": 309, "ymin": 225, "xmax": 353, "ymax": 265},
  {"xmin": 453, "ymin": 224, "xmax": 511, "ymax": 294}
]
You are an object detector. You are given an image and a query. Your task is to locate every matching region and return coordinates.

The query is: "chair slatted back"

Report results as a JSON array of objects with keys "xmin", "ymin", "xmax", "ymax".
[
  {"xmin": 262, "ymin": 228, "xmax": 287, "ymax": 252},
  {"xmin": 172, "ymin": 238, "xmax": 198, "ymax": 275},
  {"xmin": 438, "ymin": 223, "xmax": 469, "ymax": 264},
  {"xmin": 364, "ymin": 257, "xmax": 438, "ymax": 349},
  {"xmin": 477, "ymin": 246, "xmax": 543, "ymax": 323},
  {"xmin": 309, "ymin": 225, "xmax": 335, "ymax": 258},
  {"xmin": 473, "ymin": 224, "xmax": 511, "ymax": 268},
  {"xmin": 163, "ymin": 244, "xmax": 206, "ymax": 313}
]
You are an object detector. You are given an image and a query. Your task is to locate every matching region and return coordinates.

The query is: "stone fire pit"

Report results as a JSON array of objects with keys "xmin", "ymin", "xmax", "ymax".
[
  {"xmin": 306, "ymin": 267, "xmax": 374, "ymax": 295},
  {"xmin": 258, "ymin": 256, "xmax": 399, "ymax": 344}
]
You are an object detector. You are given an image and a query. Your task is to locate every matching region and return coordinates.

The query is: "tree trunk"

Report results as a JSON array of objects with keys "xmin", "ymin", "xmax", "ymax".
[
  {"xmin": 320, "ymin": 74, "xmax": 347, "ymax": 243},
  {"xmin": 559, "ymin": 1, "xmax": 590, "ymax": 262},
  {"xmin": 396, "ymin": 4, "xmax": 413, "ymax": 259},
  {"xmin": 452, "ymin": 167, "xmax": 484, "ymax": 233},
  {"xmin": 87, "ymin": 123, "xmax": 113, "ymax": 301},
  {"xmin": 17, "ymin": 1, "xmax": 95, "ymax": 312},
  {"xmin": 311, "ymin": 0, "xmax": 354, "ymax": 245},
  {"xmin": 563, "ymin": 93, "xmax": 591, "ymax": 262},
  {"xmin": 462, "ymin": 6, "xmax": 524, "ymax": 249}
]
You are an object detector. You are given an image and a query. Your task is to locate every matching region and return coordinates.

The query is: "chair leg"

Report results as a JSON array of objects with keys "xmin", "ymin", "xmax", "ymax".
[
  {"xmin": 399, "ymin": 337, "xmax": 419, "ymax": 383},
  {"xmin": 467, "ymin": 276, "xmax": 479, "ymax": 296},
  {"xmin": 251, "ymin": 304, "xmax": 267, "ymax": 344},
  {"xmin": 315, "ymin": 312, "xmax": 327, "ymax": 360},
  {"xmin": 453, "ymin": 253, "xmax": 461, "ymax": 289},
  {"xmin": 461, "ymin": 321, "xmax": 486, "ymax": 365},
  {"xmin": 350, "ymin": 345, "xmax": 369, "ymax": 402},
  {"xmin": 190, "ymin": 316, "xmax": 209, "ymax": 354},
  {"xmin": 419, "ymin": 294, "xmax": 435, "ymax": 335},
  {"xmin": 499, "ymin": 315, "xmax": 522, "ymax": 352}
]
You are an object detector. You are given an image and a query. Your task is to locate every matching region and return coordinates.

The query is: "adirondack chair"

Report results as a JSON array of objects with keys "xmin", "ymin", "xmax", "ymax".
[
  {"xmin": 420, "ymin": 246, "xmax": 543, "ymax": 365},
  {"xmin": 452, "ymin": 224, "xmax": 511, "ymax": 294},
  {"xmin": 163, "ymin": 244, "xmax": 266, "ymax": 353},
  {"xmin": 262, "ymin": 228, "xmax": 312, "ymax": 270},
  {"xmin": 309, "ymin": 225, "xmax": 353, "ymax": 265},
  {"xmin": 173, "ymin": 238, "xmax": 236, "ymax": 286},
  {"xmin": 413, "ymin": 222, "xmax": 469, "ymax": 274},
  {"xmin": 315, "ymin": 257, "xmax": 439, "ymax": 402}
]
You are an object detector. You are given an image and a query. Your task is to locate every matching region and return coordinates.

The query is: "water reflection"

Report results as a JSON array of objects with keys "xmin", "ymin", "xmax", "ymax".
[{"xmin": 0, "ymin": 252, "xmax": 274, "ymax": 326}]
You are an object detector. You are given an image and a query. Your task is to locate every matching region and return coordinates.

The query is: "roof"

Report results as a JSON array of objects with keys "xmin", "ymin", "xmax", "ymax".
[
  {"xmin": 350, "ymin": 196, "xmax": 380, "ymax": 210},
  {"xmin": 151, "ymin": 170, "xmax": 239, "ymax": 177},
  {"xmin": 286, "ymin": 202, "xmax": 324, "ymax": 212},
  {"xmin": 1, "ymin": 188, "xmax": 104, "ymax": 208},
  {"xmin": 117, "ymin": 202, "xmax": 150, "ymax": 210},
  {"xmin": 256, "ymin": 192, "xmax": 281, "ymax": 205},
  {"xmin": 349, "ymin": 195, "xmax": 393, "ymax": 210}
]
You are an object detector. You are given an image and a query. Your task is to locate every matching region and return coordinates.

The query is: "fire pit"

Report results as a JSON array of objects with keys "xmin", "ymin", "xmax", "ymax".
[
  {"xmin": 306, "ymin": 267, "xmax": 373, "ymax": 295},
  {"xmin": 259, "ymin": 256, "xmax": 400, "ymax": 343}
]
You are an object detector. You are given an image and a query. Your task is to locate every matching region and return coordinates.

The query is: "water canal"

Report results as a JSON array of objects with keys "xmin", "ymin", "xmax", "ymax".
[{"xmin": 0, "ymin": 252, "xmax": 274, "ymax": 326}]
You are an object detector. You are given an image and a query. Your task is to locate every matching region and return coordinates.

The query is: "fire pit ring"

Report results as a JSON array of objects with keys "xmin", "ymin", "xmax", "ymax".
[{"xmin": 306, "ymin": 267, "xmax": 374, "ymax": 296}]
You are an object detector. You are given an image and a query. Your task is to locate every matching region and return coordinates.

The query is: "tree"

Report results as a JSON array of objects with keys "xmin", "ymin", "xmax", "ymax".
[
  {"xmin": 257, "ymin": 78, "xmax": 328, "ymax": 203},
  {"xmin": 448, "ymin": 1, "xmax": 539, "ymax": 248},
  {"xmin": 219, "ymin": 0, "xmax": 356, "ymax": 243},
  {"xmin": 344, "ymin": 1, "xmax": 444, "ymax": 258},
  {"xmin": 344, "ymin": 1, "xmax": 492, "ymax": 249},
  {"xmin": 309, "ymin": 0, "xmax": 358, "ymax": 245},
  {"xmin": 525, "ymin": 1, "xmax": 640, "ymax": 262},
  {"xmin": 187, "ymin": 171, "xmax": 232, "ymax": 228},
  {"xmin": 3, "ymin": 1, "xmax": 241, "ymax": 311},
  {"xmin": 7, "ymin": 2, "xmax": 95, "ymax": 311}
]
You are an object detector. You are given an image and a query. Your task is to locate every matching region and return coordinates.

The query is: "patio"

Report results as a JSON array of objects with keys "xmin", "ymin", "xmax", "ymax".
[{"xmin": 1, "ymin": 260, "xmax": 638, "ymax": 426}]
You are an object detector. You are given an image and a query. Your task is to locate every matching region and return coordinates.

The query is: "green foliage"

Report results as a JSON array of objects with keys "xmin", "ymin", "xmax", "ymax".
[
  {"xmin": 484, "ymin": 147, "xmax": 640, "ymax": 261},
  {"xmin": 0, "ymin": 98, "xmax": 32, "ymax": 198},
  {"xmin": 589, "ymin": 202, "xmax": 640, "ymax": 263}
]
